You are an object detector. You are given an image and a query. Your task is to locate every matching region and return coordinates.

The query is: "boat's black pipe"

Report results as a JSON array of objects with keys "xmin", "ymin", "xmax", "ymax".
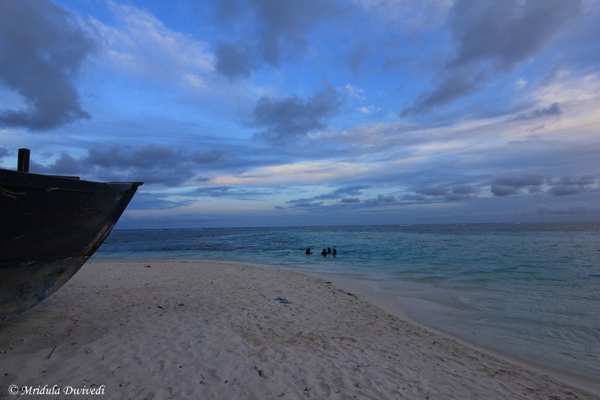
[{"xmin": 18, "ymin": 148, "xmax": 30, "ymax": 172}]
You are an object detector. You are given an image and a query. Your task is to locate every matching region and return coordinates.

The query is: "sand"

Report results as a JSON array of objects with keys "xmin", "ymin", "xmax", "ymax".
[{"xmin": 0, "ymin": 261, "xmax": 598, "ymax": 399}]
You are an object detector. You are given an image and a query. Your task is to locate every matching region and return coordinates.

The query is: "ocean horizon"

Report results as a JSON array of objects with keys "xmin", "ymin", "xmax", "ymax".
[{"xmin": 94, "ymin": 221, "xmax": 600, "ymax": 383}]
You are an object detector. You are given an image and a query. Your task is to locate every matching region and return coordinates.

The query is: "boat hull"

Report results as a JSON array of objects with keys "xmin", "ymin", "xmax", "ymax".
[{"xmin": 0, "ymin": 169, "xmax": 142, "ymax": 321}]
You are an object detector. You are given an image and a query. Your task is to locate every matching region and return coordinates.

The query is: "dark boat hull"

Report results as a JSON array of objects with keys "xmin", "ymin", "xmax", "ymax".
[{"xmin": 0, "ymin": 169, "xmax": 142, "ymax": 321}]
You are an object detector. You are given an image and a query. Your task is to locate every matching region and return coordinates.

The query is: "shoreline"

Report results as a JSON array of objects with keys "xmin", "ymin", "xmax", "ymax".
[
  {"xmin": 193, "ymin": 258, "xmax": 600, "ymax": 392},
  {"xmin": 1, "ymin": 260, "xmax": 598, "ymax": 399},
  {"xmin": 208, "ymin": 258, "xmax": 600, "ymax": 392},
  {"xmin": 313, "ymin": 272, "xmax": 600, "ymax": 396}
]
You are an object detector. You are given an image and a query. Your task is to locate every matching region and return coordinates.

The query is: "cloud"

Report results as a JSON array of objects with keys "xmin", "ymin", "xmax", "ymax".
[
  {"xmin": 34, "ymin": 143, "xmax": 221, "ymax": 186},
  {"xmin": 402, "ymin": 0, "xmax": 581, "ymax": 115},
  {"xmin": 211, "ymin": 0, "xmax": 339, "ymax": 78},
  {"xmin": 293, "ymin": 186, "xmax": 362, "ymax": 200},
  {"xmin": 491, "ymin": 172, "xmax": 545, "ymax": 197},
  {"xmin": 451, "ymin": 184, "xmax": 478, "ymax": 195},
  {"xmin": 314, "ymin": 185, "xmax": 368, "ymax": 200},
  {"xmin": 533, "ymin": 103, "xmax": 561, "ymax": 118},
  {"xmin": 416, "ymin": 185, "xmax": 448, "ymax": 196},
  {"xmin": 344, "ymin": 84, "xmax": 365, "ymax": 100},
  {"xmin": 401, "ymin": 67, "xmax": 484, "ymax": 116},
  {"xmin": 514, "ymin": 102, "xmax": 561, "ymax": 121},
  {"xmin": 365, "ymin": 194, "xmax": 396, "ymax": 205},
  {"xmin": 193, "ymin": 186, "xmax": 271, "ymax": 200},
  {"xmin": 87, "ymin": 143, "xmax": 217, "ymax": 168},
  {"xmin": 0, "ymin": 0, "xmax": 95, "ymax": 131},
  {"xmin": 414, "ymin": 184, "xmax": 478, "ymax": 201},
  {"xmin": 283, "ymin": 185, "xmax": 367, "ymax": 209},
  {"xmin": 253, "ymin": 82, "xmax": 343, "ymax": 141},
  {"xmin": 358, "ymin": 105, "xmax": 380, "ymax": 114},
  {"xmin": 356, "ymin": 0, "xmax": 451, "ymax": 31},
  {"xmin": 549, "ymin": 185, "xmax": 584, "ymax": 196},
  {"xmin": 402, "ymin": 194, "xmax": 426, "ymax": 201},
  {"xmin": 92, "ymin": 3, "xmax": 214, "ymax": 87},
  {"xmin": 515, "ymin": 78, "xmax": 528, "ymax": 88},
  {"xmin": 448, "ymin": 0, "xmax": 580, "ymax": 72},
  {"xmin": 555, "ymin": 175, "xmax": 595, "ymax": 185},
  {"xmin": 289, "ymin": 201, "xmax": 323, "ymax": 208},
  {"xmin": 548, "ymin": 175, "xmax": 597, "ymax": 196},
  {"xmin": 38, "ymin": 153, "xmax": 81, "ymax": 175},
  {"xmin": 214, "ymin": 41, "xmax": 255, "ymax": 80}
]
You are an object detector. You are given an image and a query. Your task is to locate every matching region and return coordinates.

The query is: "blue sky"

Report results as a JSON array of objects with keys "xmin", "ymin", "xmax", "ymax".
[{"xmin": 1, "ymin": 0, "xmax": 599, "ymax": 228}]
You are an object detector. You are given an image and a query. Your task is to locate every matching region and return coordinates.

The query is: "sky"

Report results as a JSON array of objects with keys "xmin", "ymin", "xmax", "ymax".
[{"xmin": 1, "ymin": 0, "xmax": 599, "ymax": 228}]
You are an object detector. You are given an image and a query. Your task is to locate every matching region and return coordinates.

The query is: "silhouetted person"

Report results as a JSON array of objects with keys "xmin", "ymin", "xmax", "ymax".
[
  {"xmin": 321, "ymin": 249, "xmax": 327, "ymax": 256},
  {"xmin": 332, "ymin": 248, "xmax": 337, "ymax": 257},
  {"xmin": 306, "ymin": 248, "xmax": 312, "ymax": 255},
  {"xmin": 327, "ymin": 248, "xmax": 332, "ymax": 254}
]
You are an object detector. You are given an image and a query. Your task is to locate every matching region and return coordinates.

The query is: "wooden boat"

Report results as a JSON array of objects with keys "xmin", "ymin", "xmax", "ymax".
[{"xmin": 0, "ymin": 149, "xmax": 142, "ymax": 321}]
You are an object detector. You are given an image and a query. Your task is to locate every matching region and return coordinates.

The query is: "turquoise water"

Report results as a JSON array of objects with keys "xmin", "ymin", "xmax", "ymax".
[{"xmin": 95, "ymin": 222, "xmax": 600, "ymax": 382}]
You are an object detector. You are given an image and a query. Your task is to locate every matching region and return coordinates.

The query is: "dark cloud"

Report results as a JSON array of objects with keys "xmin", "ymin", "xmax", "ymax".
[
  {"xmin": 491, "ymin": 173, "xmax": 598, "ymax": 197},
  {"xmin": 211, "ymin": 0, "xmax": 339, "ymax": 78},
  {"xmin": 414, "ymin": 184, "xmax": 478, "ymax": 201},
  {"xmin": 448, "ymin": 0, "xmax": 580, "ymax": 72},
  {"xmin": 0, "ymin": 0, "xmax": 96, "ymax": 131},
  {"xmin": 314, "ymin": 185, "xmax": 367, "ymax": 200},
  {"xmin": 284, "ymin": 185, "xmax": 366, "ymax": 209},
  {"xmin": 549, "ymin": 185, "xmax": 583, "ymax": 196},
  {"xmin": 193, "ymin": 186, "xmax": 270, "ymax": 200},
  {"xmin": 195, "ymin": 186, "xmax": 232, "ymax": 197},
  {"xmin": 34, "ymin": 143, "xmax": 221, "ymax": 186},
  {"xmin": 514, "ymin": 103, "xmax": 561, "ymax": 121},
  {"xmin": 290, "ymin": 201, "xmax": 322, "ymax": 208},
  {"xmin": 531, "ymin": 102, "xmax": 561, "ymax": 118},
  {"xmin": 37, "ymin": 153, "xmax": 81, "ymax": 175},
  {"xmin": 402, "ymin": 0, "xmax": 580, "ymax": 115},
  {"xmin": 86, "ymin": 143, "xmax": 220, "ymax": 170},
  {"xmin": 253, "ymin": 82, "xmax": 343, "ymax": 141},
  {"xmin": 252, "ymin": 0, "xmax": 337, "ymax": 65},
  {"xmin": 548, "ymin": 175, "xmax": 596, "ymax": 196},
  {"xmin": 451, "ymin": 184, "xmax": 478, "ymax": 195},
  {"xmin": 555, "ymin": 175, "xmax": 595, "ymax": 186},
  {"xmin": 491, "ymin": 185, "xmax": 519, "ymax": 197},
  {"xmin": 0, "ymin": 146, "xmax": 8, "ymax": 160},
  {"xmin": 443, "ymin": 193, "xmax": 468, "ymax": 202},
  {"xmin": 416, "ymin": 185, "xmax": 448, "ymax": 196},
  {"xmin": 401, "ymin": 194, "xmax": 426, "ymax": 201},
  {"xmin": 365, "ymin": 194, "xmax": 396, "ymax": 205},
  {"xmin": 401, "ymin": 68, "xmax": 483, "ymax": 116},
  {"xmin": 214, "ymin": 42, "xmax": 255, "ymax": 80},
  {"xmin": 491, "ymin": 172, "xmax": 545, "ymax": 197},
  {"xmin": 444, "ymin": 185, "xmax": 479, "ymax": 201}
]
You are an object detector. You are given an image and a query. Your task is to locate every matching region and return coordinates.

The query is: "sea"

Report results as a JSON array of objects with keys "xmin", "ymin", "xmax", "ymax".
[{"xmin": 94, "ymin": 222, "xmax": 600, "ymax": 383}]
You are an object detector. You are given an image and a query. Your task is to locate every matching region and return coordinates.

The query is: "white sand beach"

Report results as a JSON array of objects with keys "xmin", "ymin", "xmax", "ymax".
[{"xmin": 0, "ymin": 261, "xmax": 598, "ymax": 399}]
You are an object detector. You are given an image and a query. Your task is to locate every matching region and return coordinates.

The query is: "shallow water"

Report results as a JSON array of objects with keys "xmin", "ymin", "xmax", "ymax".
[{"xmin": 95, "ymin": 222, "xmax": 600, "ymax": 381}]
